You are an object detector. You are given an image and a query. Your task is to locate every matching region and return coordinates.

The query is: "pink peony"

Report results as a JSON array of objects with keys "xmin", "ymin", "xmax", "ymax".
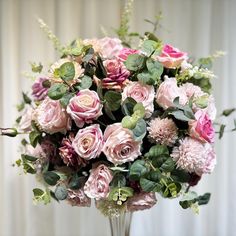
[
  {"xmin": 103, "ymin": 123, "xmax": 142, "ymax": 165},
  {"xmin": 148, "ymin": 117, "xmax": 178, "ymax": 146},
  {"xmin": 171, "ymin": 137, "xmax": 216, "ymax": 175},
  {"xmin": 189, "ymin": 110, "xmax": 215, "ymax": 143},
  {"xmin": 102, "ymin": 59, "xmax": 130, "ymax": 90},
  {"xmin": 181, "ymin": 83, "xmax": 204, "ymax": 98},
  {"xmin": 35, "ymin": 97, "xmax": 71, "ymax": 134},
  {"xmin": 156, "ymin": 77, "xmax": 187, "ymax": 109},
  {"xmin": 118, "ymin": 48, "xmax": 140, "ymax": 61},
  {"xmin": 67, "ymin": 89, "xmax": 103, "ymax": 128},
  {"xmin": 156, "ymin": 44, "xmax": 188, "ymax": 68},
  {"xmin": 72, "ymin": 124, "xmax": 103, "ymax": 160},
  {"xmin": 122, "ymin": 81, "xmax": 155, "ymax": 118},
  {"xmin": 84, "ymin": 164, "xmax": 113, "ymax": 200},
  {"xmin": 67, "ymin": 188, "xmax": 91, "ymax": 207},
  {"xmin": 18, "ymin": 105, "xmax": 34, "ymax": 132},
  {"xmin": 127, "ymin": 192, "xmax": 157, "ymax": 212},
  {"xmin": 32, "ymin": 77, "xmax": 49, "ymax": 101},
  {"xmin": 98, "ymin": 37, "xmax": 123, "ymax": 59}
]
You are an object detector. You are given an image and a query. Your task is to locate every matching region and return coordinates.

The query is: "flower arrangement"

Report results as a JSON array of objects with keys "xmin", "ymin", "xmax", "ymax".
[{"xmin": 1, "ymin": 6, "xmax": 228, "ymax": 218}]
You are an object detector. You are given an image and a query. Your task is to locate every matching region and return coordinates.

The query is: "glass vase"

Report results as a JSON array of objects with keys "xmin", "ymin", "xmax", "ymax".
[{"xmin": 109, "ymin": 212, "xmax": 132, "ymax": 236}]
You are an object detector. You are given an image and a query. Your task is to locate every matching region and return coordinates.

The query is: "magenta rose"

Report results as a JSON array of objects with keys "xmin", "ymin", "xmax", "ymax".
[
  {"xmin": 122, "ymin": 81, "xmax": 155, "ymax": 118},
  {"xmin": 32, "ymin": 77, "xmax": 49, "ymax": 101},
  {"xmin": 84, "ymin": 164, "xmax": 113, "ymax": 200},
  {"xmin": 67, "ymin": 89, "xmax": 103, "ymax": 128},
  {"xmin": 72, "ymin": 124, "xmax": 103, "ymax": 160},
  {"xmin": 35, "ymin": 97, "xmax": 71, "ymax": 134},
  {"xmin": 156, "ymin": 77, "xmax": 187, "ymax": 109},
  {"xmin": 127, "ymin": 192, "xmax": 157, "ymax": 212},
  {"xmin": 67, "ymin": 188, "xmax": 91, "ymax": 207},
  {"xmin": 189, "ymin": 110, "xmax": 215, "ymax": 143},
  {"xmin": 156, "ymin": 44, "xmax": 188, "ymax": 68},
  {"xmin": 102, "ymin": 59, "xmax": 130, "ymax": 90},
  {"xmin": 118, "ymin": 48, "xmax": 140, "ymax": 61},
  {"xmin": 103, "ymin": 123, "xmax": 142, "ymax": 165}
]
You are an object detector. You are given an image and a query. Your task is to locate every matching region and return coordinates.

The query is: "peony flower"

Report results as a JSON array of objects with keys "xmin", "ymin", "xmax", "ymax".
[
  {"xmin": 148, "ymin": 117, "xmax": 178, "ymax": 146},
  {"xmin": 72, "ymin": 124, "xmax": 103, "ymax": 160},
  {"xmin": 35, "ymin": 97, "xmax": 71, "ymax": 134},
  {"xmin": 67, "ymin": 89, "xmax": 103, "ymax": 128},
  {"xmin": 67, "ymin": 188, "xmax": 91, "ymax": 207},
  {"xmin": 118, "ymin": 48, "xmax": 140, "ymax": 61},
  {"xmin": 189, "ymin": 110, "xmax": 215, "ymax": 143},
  {"xmin": 18, "ymin": 105, "xmax": 34, "ymax": 132},
  {"xmin": 122, "ymin": 81, "xmax": 155, "ymax": 118},
  {"xmin": 181, "ymin": 83, "xmax": 205, "ymax": 99},
  {"xmin": 32, "ymin": 77, "xmax": 49, "ymax": 101},
  {"xmin": 103, "ymin": 123, "xmax": 142, "ymax": 165},
  {"xmin": 102, "ymin": 59, "xmax": 130, "ymax": 90},
  {"xmin": 59, "ymin": 133, "xmax": 87, "ymax": 167},
  {"xmin": 171, "ymin": 137, "xmax": 216, "ymax": 175},
  {"xmin": 127, "ymin": 192, "xmax": 157, "ymax": 212},
  {"xmin": 98, "ymin": 37, "xmax": 123, "ymax": 59},
  {"xmin": 156, "ymin": 77, "xmax": 187, "ymax": 109},
  {"xmin": 84, "ymin": 164, "xmax": 113, "ymax": 200},
  {"xmin": 156, "ymin": 44, "xmax": 188, "ymax": 68}
]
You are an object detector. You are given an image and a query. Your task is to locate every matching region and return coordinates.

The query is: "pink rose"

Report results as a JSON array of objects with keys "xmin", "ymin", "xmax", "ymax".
[
  {"xmin": 67, "ymin": 188, "xmax": 91, "ymax": 207},
  {"xmin": 103, "ymin": 123, "xmax": 142, "ymax": 165},
  {"xmin": 67, "ymin": 89, "xmax": 103, "ymax": 128},
  {"xmin": 35, "ymin": 97, "xmax": 71, "ymax": 134},
  {"xmin": 84, "ymin": 164, "xmax": 113, "ymax": 200},
  {"xmin": 18, "ymin": 105, "xmax": 34, "ymax": 132},
  {"xmin": 156, "ymin": 77, "xmax": 187, "ymax": 109},
  {"xmin": 127, "ymin": 192, "xmax": 157, "ymax": 212},
  {"xmin": 189, "ymin": 110, "xmax": 215, "ymax": 143},
  {"xmin": 98, "ymin": 37, "xmax": 123, "ymax": 59},
  {"xmin": 156, "ymin": 44, "xmax": 188, "ymax": 68},
  {"xmin": 118, "ymin": 48, "xmax": 140, "ymax": 61},
  {"xmin": 32, "ymin": 77, "xmax": 49, "ymax": 101},
  {"xmin": 102, "ymin": 59, "xmax": 130, "ymax": 90},
  {"xmin": 72, "ymin": 124, "xmax": 103, "ymax": 160},
  {"xmin": 122, "ymin": 81, "xmax": 154, "ymax": 118}
]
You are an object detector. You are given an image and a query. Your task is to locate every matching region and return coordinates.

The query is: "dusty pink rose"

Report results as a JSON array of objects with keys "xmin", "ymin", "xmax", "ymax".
[
  {"xmin": 72, "ymin": 124, "xmax": 103, "ymax": 160},
  {"xmin": 171, "ymin": 137, "xmax": 216, "ymax": 175},
  {"xmin": 35, "ymin": 97, "xmax": 71, "ymax": 134},
  {"xmin": 189, "ymin": 110, "xmax": 215, "ymax": 143},
  {"xmin": 102, "ymin": 59, "xmax": 130, "ymax": 90},
  {"xmin": 127, "ymin": 192, "xmax": 157, "ymax": 212},
  {"xmin": 32, "ymin": 77, "xmax": 49, "ymax": 101},
  {"xmin": 18, "ymin": 105, "xmax": 34, "ymax": 132},
  {"xmin": 156, "ymin": 77, "xmax": 187, "ymax": 109},
  {"xmin": 98, "ymin": 37, "xmax": 123, "ymax": 59},
  {"xmin": 67, "ymin": 188, "xmax": 91, "ymax": 207},
  {"xmin": 156, "ymin": 44, "xmax": 188, "ymax": 68},
  {"xmin": 67, "ymin": 89, "xmax": 103, "ymax": 128},
  {"xmin": 122, "ymin": 81, "xmax": 155, "ymax": 118},
  {"xmin": 118, "ymin": 48, "xmax": 140, "ymax": 61},
  {"xmin": 84, "ymin": 164, "xmax": 113, "ymax": 200},
  {"xmin": 103, "ymin": 123, "xmax": 142, "ymax": 165}
]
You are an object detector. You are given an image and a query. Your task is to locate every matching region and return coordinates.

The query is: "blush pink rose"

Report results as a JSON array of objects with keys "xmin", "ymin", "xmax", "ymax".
[
  {"xmin": 67, "ymin": 188, "xmax": 91, "ymax": 207},
  {"xmin": 98, "ymin": 37, "xmax": 123, "ymax": 59},
  {"xmin": 118, "ymin": 48, "xmax": 140, "ymax": 61},
  {"xmin": 18, "ymin": 105, "xmax": 34, "ymax": 132},
  {"xmin": 67, "ymin": 89, "xmax": 103, "ymax": 128},
  {"xmin": 156, "ymin": 44, "xmax": 188, "ymax": 68},
  {"xmin": 84, "ymin": 164, "xmax": 113, "ymax": 200},
  {"xmin": 122, "ymin": 81, "xmax": 155, "ymax": 118},
  {"xmin": 156, "ymin": 77, "xmax": 187, "ymax": 109},
  {"xmin": 72, "ymin": 124, "xmax": 103, "ymax": 160},
  {"xmin": 35, "ymin": 97, "xmax": 71, "ymax": 134},
  {"xmin": 103, "ymin": 123, "xmax": 142, "ymax": 165},
  {"xmin": 189, "ymin": 110, "xmax": 215, "ymax": 143}
]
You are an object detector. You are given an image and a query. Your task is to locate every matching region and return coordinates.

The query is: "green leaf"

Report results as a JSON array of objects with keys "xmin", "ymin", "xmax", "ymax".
[
  {"xmin": 121, "ymin": 116, "xmax": 137, "ymax": 129},
  {"xmin": 121, "ymin": 97, "xmax": 137, "ymax": 116},
  {"xmin": 144, "ymin": 144, "xmax": 169, "ymax": 159},
  {"xmin": 170, "ymin": 110, "xmax": 192, "ymax": 122},
  {"xmin": 33, "ymin": 188, "xmax": 51, "ymax": 205},
  {"xmin": 219, "ymin": 124, "xmax": 226, "ymax": 139},
  {"xmin": 59, "ymin": 93, "xmax": 74, "ymax": 107},
  {"xmin": 124, "ymin": 54, "xmax": 145, "ymax": 71},
  {"xmin": 59, "ymin": 62, "xmax": 75, "ymax": 81},
  {"xmin": 68, "ymin": 174, "xmax": 87, "ymax": 190},
  {"xmin": 21, "ymin": 154, "xmax": 38, "ymax": 162},
  {"xmin": 108, "ymin": 187, "xmax": 134, "ymax": 205},
  {"xmin": 197, "ymin": 193, "xmax": 211, "ymax": 205},
  {"xmin": 137, "ymin": 70, "xmax": 155, "ymax": 85},
  {"xmin": 132, "ymin": 118, "xmax": 146, "ymax": 141},
  {"xmin": 140, "ymin": 177, "xmax": 162, "ymax": 192},
  {"xmin": 43, "ymin": 171, "xmax": 60, "ymax": 186},
  {"xmin": 110, "ymin": 173, "xmax": 126, "ymax": 187},
  {"xmin": 141, "ymin": 40, "xmax": 158, "ymax": 57},
  {"xmin": 23, "ymin": 162, "xmax": 36, "ymax": 174},
  {"xmin": 96, "ymin": 56, "xmax": 107, "ymax": 78},
  {"xmin": 22, "ymin": 92, "xmax": 32, "ymax": 104},
  {"xmin": 129, "ymin": 160, "xmax": 149, "ymax": 181},
  {"xmin": 29, "ymin": 130, "xmax": 41, "ymax": 148},
  {"xmin": 48, "ymin": 83, "xmax": 68, "ymax": 100},
  {"xmin": 160, "ymin": 157, "xmax": 175, "ymax": 172},
  {"xmin": 31, "ymin": 62, "xmax": 43, "ymax": 73},
  {"xmin": 55, "ymin": 185, "xmax": 68, "ymax": 200},
  {"xmin": 104, "ymin": 103, "xmax": 116, "ymax": 121},
  {"xmin": 146, "ymin": 58, "xmax": 163, "ymax": 79},
  {"xmin": 77, "ymin": 75, "xmax": 92, "ymax": 90},
  {"xmin": 171, "ymin": 169, "xmax": 191, "ymax": 183},
  {"xmin": 104, "ymin": 91, "xmax": 122, "ymax": 111},
  {"xmin": 82, "ymin": 48, "xmax": 94, "ymax": 63},
  {"xmin": 195, "ymin": 95, "xmax": 209, "ymax": 109},
  {"xmin": 198, "ymin": 57, "xmax": 213, "ymax": 69},
  {"xmin": 221, "ymin": 108, "xmax": 236, "ymax": 117},
  {"xmin": 33, "ymin": 188, "xmax": 44, "ymax": 197},
  {"xmin": 133, "ymin": 103, "xmax": 145, "ymax": 119}
]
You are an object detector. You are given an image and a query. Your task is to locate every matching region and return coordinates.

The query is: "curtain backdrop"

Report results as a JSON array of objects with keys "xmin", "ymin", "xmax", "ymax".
[{"xmin": 0, "ymin": 0, "xmax": 236, "ymax": 235}]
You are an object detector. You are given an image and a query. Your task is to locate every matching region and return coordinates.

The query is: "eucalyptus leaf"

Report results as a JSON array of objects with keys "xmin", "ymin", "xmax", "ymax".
[
  {"xmin": 124, "ymin": 54, "xmax": 145, "ymax": 71},
  {"xmin": 121, "ymin": 97, "xmax": 137, "ymax": 116},
  {"xmin": 141, "ymin": 40, "xmax": 158, "ymax": 57},
  {"xmin": 43, "ymin": 171, "xmax": 60, "ymax": 186},
  {"xmin": 132, "ymin": 118, "xmax": 146, "ymax": 141},
  {"xmin": 29, "ymin": 130, "xmax": 41, "ymax": 148},
  {"xmin": 60, "ymin": 93, "xmax": 74, "ymax": 107},
  {"xmin": 48, "ymin": 83, "xmax": 68, "ymax": 100},
  {"xmin": 104, "ymin": 91, "xmax": 122, "ymax": 111},
  {"xmin": 55, "ymin": 185, "xmax": 68, "ymax": 200},
  {"xmin": 77, "ymin": 75, "xmax": 93, "ymax": 90},
  {"xmin": 129, "ymin": 160, "xmax": 149, "ymax": 181},
  {"xmin": 59, "ymin": 62, "xmax": 75, "ymax": 81}
]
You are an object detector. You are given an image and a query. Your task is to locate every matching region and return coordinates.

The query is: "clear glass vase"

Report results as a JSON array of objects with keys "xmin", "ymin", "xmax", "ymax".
[{"xmin": 109, "ymin": 212, "xmax": 132, "ymax": 236}]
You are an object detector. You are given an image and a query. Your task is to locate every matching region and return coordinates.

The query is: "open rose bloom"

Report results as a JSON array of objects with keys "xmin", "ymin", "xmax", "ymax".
[{"xmin": 2, "ymin": 33, "xmax": 219, "ymax": 218}]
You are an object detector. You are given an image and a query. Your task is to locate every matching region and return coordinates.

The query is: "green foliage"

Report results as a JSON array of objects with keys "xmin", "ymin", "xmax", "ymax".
[
  {"xmin": 55, "ymin": 185, "xmax": 68, "ymax": 201},
  {"xmin": 43, "ymin": 171, "xmax": 60, "ymax": 186},
  {"xmin": 29, "ymin": 130, "xmax": 41, "ymax": 148},
  {"xmin": 221, "ymin": 108, "xmax": 236, "ymax": 117},
  {"xmin": 30, "ymin": 62, "xmax": 43, "ymax": 73},
  {"xmin": 47, "ymin": 83, "xmax": 68, "ymax": 100},
  {"xmin": 22, "ymin": 92, "xmax": 32, "ymax": 104},
  {"xmin": 59, "ymin": 62, "xmax": 75, "ymax": 82},
  {"xmin": 104, "ymin": 91, "xmax": 122, "ymax": 111},
  {"xmin": 131, "ymin": 118, "xmax": 146, "ymax": 141},
  {"xmin": 110, "ymin": 173, "xmax": 126, "ymax": 187},
  {"xmin": 194, "ymin": 95, "xmax": 209, "ymax": 109},
  {"xmin": 59, "ymin": 93, "xmax": 74, "ymax": 107},
  {"xmin": 108, "ymin": 187, "xmax": 134, "ymax": 205},
  {"xmin": 129, "ymin": 160, "xmax": 149, "ymax": 181},
  {"xmin": 76, "ymin": 75, "xmax": 92, "ymax": 90},
  {"xmin": 68, "ymin": 174, "xmax": 87, "ymax": 190},
  {"xmin": 219, "ymin": 124, "xmax": 226, "ymax": 139},
  {"xmin": 141, "ymin": 40, "xmax": 158, "ymax": 57},
  {"xmin": 121, "ymin": 97, "xmax": 137, "ymax": 116},
  {"xmin": 33, "ymin": 188, "xmax": 51, "ymax": 205},
  {"xmin": 144, "ymin": 144, "xmax": 169, "ymax": 159},
  {"xmin": 124, "ymin": 54, "xmax": 145, "ymax": 71}
]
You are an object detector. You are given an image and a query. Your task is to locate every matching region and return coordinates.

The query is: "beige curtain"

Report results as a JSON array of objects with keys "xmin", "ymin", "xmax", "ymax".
[{"xmin": 0, "ymin": 0, "xmax": 236, "ymax": 235}]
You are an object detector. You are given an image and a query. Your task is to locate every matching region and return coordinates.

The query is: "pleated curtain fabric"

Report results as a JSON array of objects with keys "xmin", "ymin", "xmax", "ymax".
[{"xmin": 0, "ymin": 0, "xmax": 236, "ymax": 235}]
